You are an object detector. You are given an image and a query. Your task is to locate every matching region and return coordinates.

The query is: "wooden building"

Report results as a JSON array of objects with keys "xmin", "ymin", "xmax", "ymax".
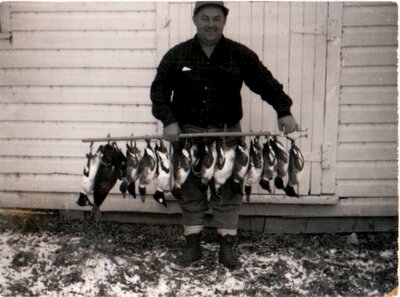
[{"xmin": 0, "ymin": 1, "xmax": 397, "ymax": 232}]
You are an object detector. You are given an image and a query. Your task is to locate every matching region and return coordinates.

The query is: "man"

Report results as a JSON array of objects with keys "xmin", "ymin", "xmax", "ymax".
[{"xmin": 150, "ymin": 1, "xmax": 298, "ymax": 270}]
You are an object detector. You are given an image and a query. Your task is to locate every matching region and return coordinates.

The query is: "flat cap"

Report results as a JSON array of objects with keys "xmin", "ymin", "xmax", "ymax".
[{"xmin": 193, "ymin": 1, "xmax": 229, "ymax": 16}]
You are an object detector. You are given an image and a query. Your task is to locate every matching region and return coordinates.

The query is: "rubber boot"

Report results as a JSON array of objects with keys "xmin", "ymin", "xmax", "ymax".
[
  {"xmin": 175, "ymin": 233, "xmax": 202, "ymax": 267},
  {"xmin": 218, "ymin": 235, "xmax": 241, "ymax": 270}
]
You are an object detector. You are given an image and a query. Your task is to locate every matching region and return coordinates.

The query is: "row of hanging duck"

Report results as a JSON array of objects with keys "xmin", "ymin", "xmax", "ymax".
[{"xmin": 76, "ymin": 135, "xmax": 304, "ymax": 221}]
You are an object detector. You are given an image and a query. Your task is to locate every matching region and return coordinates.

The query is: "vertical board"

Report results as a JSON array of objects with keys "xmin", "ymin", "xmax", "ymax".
[
  {"xmin": 155, "ymin": 2, "xmax": 170, "ymax": 134},
  {"xmin": 276, "ymin": 2, "xmax": 290, "ymax": 88},
  {"xmin": 249, "ymin": 2, "xmax": 265, "ymax": 132},
  {"xmin": 263, "ymin": 2, "xmax": 279, "ymax": 132},
  {"xmin": 298, "ymin": 3, "xmax": 316, "ymax": 196},
  {"xmin": 179, "ymin": 2, "xmax": 193, "ymax": 42},
  {"xmin": 169, "ymin": 3, "xmax": 180, "ymax": 47},
  {"xmin": 310, "ymin": 2, "xmax": 328, "ymax": 194},
  {"xmin": 287, "ymin": 2, "xmax": 304, "ymax": 196},
  {"xmin": 156, "ymin": 2, "xmax": 170, "ymax": 64},
  {"xmin": 288, "ymin": 2, "xmax": 303, "ymax": 132},
  {"xmin": 272, "ymin": 2, "xmax": 291, "ymax": 196},
  {"xmin": 239, "ymin": 2, "xmax": 252, "ymax": 134},
  {"xmin": 322, "ymin": 3, "xmax": 343, "ymax": 194}
]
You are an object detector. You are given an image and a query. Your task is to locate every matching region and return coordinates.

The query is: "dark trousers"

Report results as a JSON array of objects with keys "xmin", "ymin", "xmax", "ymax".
[{"xmin": 173, "ymin": 123, "xmax": 243, "ymax": 230}]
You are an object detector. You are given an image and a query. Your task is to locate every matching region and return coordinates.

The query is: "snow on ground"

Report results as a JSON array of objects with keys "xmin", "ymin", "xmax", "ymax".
[{"xmin": 0, "ymin": 212, "xmax": 397, "ymax": 297}]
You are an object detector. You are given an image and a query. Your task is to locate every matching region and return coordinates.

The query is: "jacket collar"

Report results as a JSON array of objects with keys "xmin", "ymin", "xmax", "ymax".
[{"xmin": 193, "ymin": 34, "xmax": 227, "ymax": 49}]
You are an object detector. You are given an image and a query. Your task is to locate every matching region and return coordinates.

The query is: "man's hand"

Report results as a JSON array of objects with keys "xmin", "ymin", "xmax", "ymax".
[
  {"xmin": 163, "ymin": 122, "xmax": 181, "ymax": 142},
  {"xmin": 278, "ymin": 115, "xmax": 299, "ymax": 135}
]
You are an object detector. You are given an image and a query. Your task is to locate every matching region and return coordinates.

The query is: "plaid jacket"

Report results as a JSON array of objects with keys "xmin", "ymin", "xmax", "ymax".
[{"xmin": 150, "ymin": 35, "xmax": 292, "ymax": 128}]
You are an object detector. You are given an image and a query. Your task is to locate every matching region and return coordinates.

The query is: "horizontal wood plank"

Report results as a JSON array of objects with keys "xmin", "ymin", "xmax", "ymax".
[
  {"xmin": 342, "ymin": 26, "xmax": 397, "ymax": 46},
  {"xmin": 0, "ymin": 157, "xmax": 84, "ymax": 175},
  {"xmin": 336, "ymin": 180, "xmax": 398, "ymax": 197},
  {"xmin": 12, "ymin": 31, "xmax": 156, "ymax": 49},
  {"xmin": 337, "ymin": 143, "xmax": 397, "ymax": 161},
  {"xmin": 263, "ymin": 217, "xmax": 397, "ymax": 233},
  {"xmin": 344, "ymin": 2, "xmax": 397, "ymax": 7},
  {"xmin": 9, "ymin": 2, "xmax": 156, "ymax": 12},
  {"xmin": 0, "ymin": 139, "xmax": 151, "ymax": 157},
  {"xmin": 0, "ymin": 140, "xmax": 89, "ymax": 157},
  {"xmin": 0, "ymin": 173, "xmax": 83, "ymax": 192},
  {"xmin": 342, "ymin": 46, "xmax": 397, "ymax": 67},
  {"xmin": 340, "ymin": 86, "xmax": 397, "ymax": 104},
  {"xmin": 0, "ymin": 86, "xmax": 151, "ymax": 105},
  {"xmin": 0, "ymin": 38, "xmax": 12, "ymax": 49},
  {"xmin": 339, "ymin": 104, "xmax": 397, "ymax": 124},
  {"xmin": 0, "ymin": 122, "xmax": 158, "ymax": 140},
  {"xmin": 343, "ymin": 5, "xmax": 398, "ymax": 26},
  {"xmin": 336, "ymin": 161, "xmax": 397, "ymax": 179},
  {"xmin": 340, "ymin": 66, "xmax": 397, "ymax": 86},
  {"xmin": 0, "ymin": 50, "xmax": 157, "ymax": 68},
  {"xmin": 0, "ymin": 173, "xmax": 158, "ymax": 194},
  {"xmin": 0, "ymin": 69, "xmax": 156, "ymax": 87},
  {"xmin": 11, "ymin": 11, "xmax": 155, "ymax": 31},
  {"xmin": 338, "ymin": 124, "xmax": 397, "ymax": 142},
  {"xmin": 1, "ymin": 103, "xmax": 154, "ymax": 123},
  {"xmin": 0, "ymin": 193, "xmax": 398, "ymax": 218}
]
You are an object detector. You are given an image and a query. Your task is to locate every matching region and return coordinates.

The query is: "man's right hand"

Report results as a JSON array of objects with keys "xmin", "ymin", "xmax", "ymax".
[{"xmin": 163, "ymin": 122, "xmax": 180, "ymax": 142}]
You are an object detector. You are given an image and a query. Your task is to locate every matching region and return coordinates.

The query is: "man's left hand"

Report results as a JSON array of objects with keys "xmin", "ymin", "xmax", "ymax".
[{"xmin": 278, "ymin": 115, "xmax": 299, "ymax": 135}]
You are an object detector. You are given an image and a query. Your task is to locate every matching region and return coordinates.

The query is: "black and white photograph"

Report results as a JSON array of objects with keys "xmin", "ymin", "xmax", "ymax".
[{"xmin": 0, "ymin": 1, "xmax": 398, "ymax": 296}]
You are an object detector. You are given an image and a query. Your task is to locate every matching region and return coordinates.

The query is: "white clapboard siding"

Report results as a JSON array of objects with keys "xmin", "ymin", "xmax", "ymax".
[
  {"xmin": 339, "ymin": 104, "xmax": 397, "ymax": 124},
  {"xmin": 0, "ymin": 104, "xmax": 153, "ymax": 123},
  {"xmin": 0, "ymin": 139, "xmax": 151, "ymax": 158},
  {"xmin": 342, "ymin": 26, "xmax": 397, "ymax": 47},
  {"xmin": 336, "ymin": 161, "xmax": 397, "ymax": 180},
  {"xmin": 338, "ymin": 124, "xmax": 397, "ymax": 143},
  {"xmin": 336, "ymin": 3, "xmax": 398, "ymax": 197},
  {"xmin": 0, "ymin": 140, "xmax": 93, "ymax": 157},
  {"xmin": 336, "ymin": 180, "xmax": 397, "ymax": 197},
  {"xmin": 343, "ymin": 4, "xmax": 398, "ymax": 26},
  {"xmin": 342, "ymin": 47, "xmax": 397, "ymax": 67},
  {"xmin": 337, "ymin": 143, "xmax": 397, "ymax": 161},
  {"xmin": 0, "ymin": 122, "xmax": 158, "ymax": 140},
  {"xmin": 0, "ymin": 69, "xmax": 156, "ymax": 87},
  {"xmin": 0, "ymin": 157, "xmax": 85, "ymax": 175},
  {"xmin": 0, "ymin": 174, "xmax": 82, "ymax": 193},
  {"xmin": 11, "ymin": 12, "xmax": 156, "ymax": 31},
  {"xmin": 0, "ymin": 1, "xmax": 397, "ymax": 217},
  {"xmin": 0, "ymin": 173, "xmax": 159, "ymax": 196},
  {"xmin": 8, "ymin": 2, "xmax": 156, "ymax": 12},
  {"xmin": 12, "ymin": 31, "xmax": 156, "ymax": 49},
  {"xmin": 341, "ymin": 86, "xmax": 397, "ymax": 105},
  {"xmin": 0, "ymin": 86, "xmax": 151, "ymax": 105},
  {"xmin": 340, "ymin": 66, "xmax": 397, "ymax": 86},
  {"xmin": 0, "ymin": 1, "xmax": 159, "ymax": 215},
  {"xmin": 0, "ymin": 50, "xmax": 157, "ymax": 68}
]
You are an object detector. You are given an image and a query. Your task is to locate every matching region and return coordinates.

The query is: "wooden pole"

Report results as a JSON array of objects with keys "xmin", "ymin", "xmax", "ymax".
[{"xmin": 81, "ymin": 130, "xmax": 306, "ymax": 143}]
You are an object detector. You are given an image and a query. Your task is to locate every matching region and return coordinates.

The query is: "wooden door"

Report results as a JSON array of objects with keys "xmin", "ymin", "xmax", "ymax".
[{"xmin": 158, "ymin": 2, "xmax": 331, "ymax": 196}]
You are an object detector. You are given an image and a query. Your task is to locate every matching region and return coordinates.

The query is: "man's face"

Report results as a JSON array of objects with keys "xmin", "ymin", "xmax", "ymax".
[{"xmin": 193, "ymin": 6, "xmax": 227, "ymax": 45}]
